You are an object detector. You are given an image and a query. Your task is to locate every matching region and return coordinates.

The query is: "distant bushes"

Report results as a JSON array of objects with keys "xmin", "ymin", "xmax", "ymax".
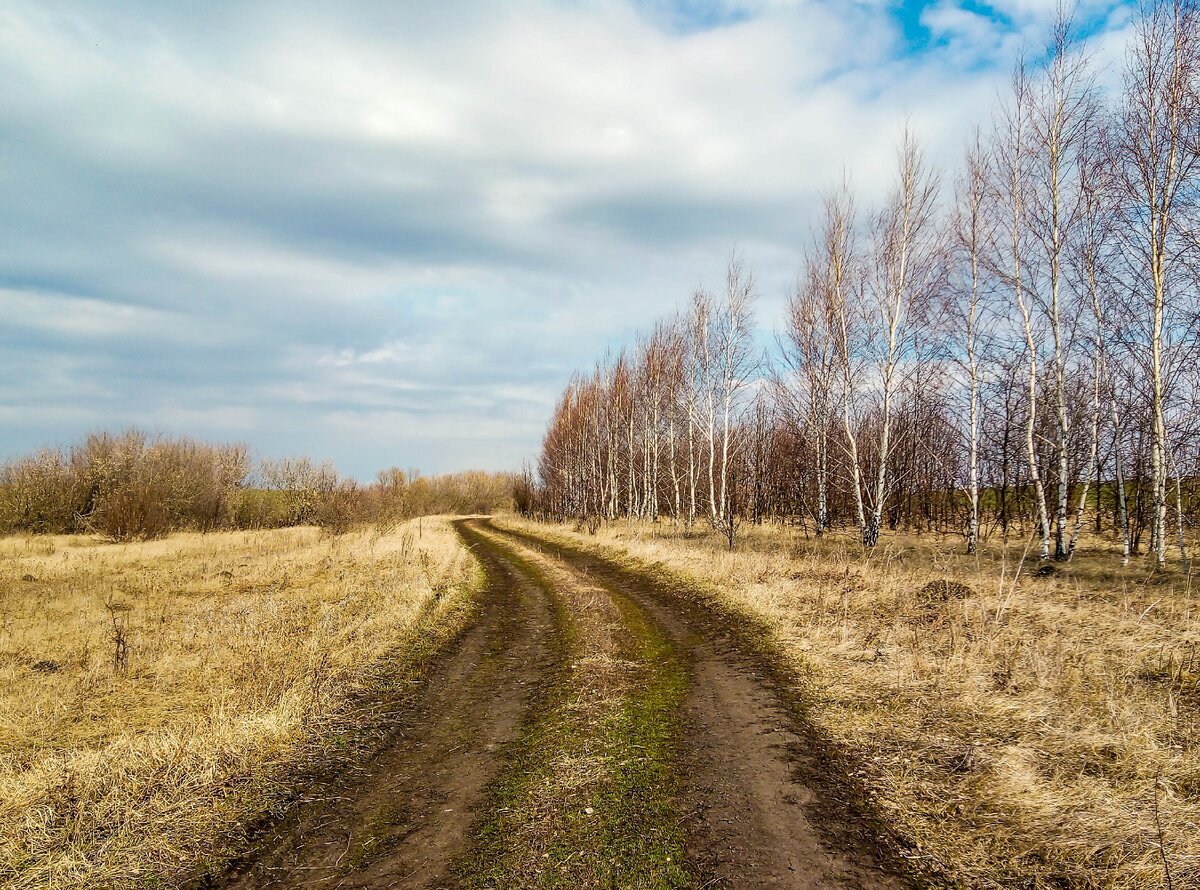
[
  {"xmin": 399, "ymin": 469, "xmax": 520, "ymax": 516},
  {"xmin": 256, "ymin": 461, "xmax": 518, "ymax": 534},
  {"xmin": 0, "ymin": 429, "xmax": 516, "ymax": 540}
]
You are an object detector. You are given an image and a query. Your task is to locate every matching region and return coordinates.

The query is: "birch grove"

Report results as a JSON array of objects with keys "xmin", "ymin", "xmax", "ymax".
[{"xmin": 533, "ymin": 2, "xmax": 1200, "ymax": 564}]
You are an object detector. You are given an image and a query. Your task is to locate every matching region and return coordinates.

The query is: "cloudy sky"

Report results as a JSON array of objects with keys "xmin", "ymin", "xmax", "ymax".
[{"xmin": 0, "ymin": 0, "xmax": 1134, "ymax": 477}]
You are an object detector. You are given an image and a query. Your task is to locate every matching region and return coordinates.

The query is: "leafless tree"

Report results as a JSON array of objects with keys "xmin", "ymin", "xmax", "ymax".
[
  {"xmin": 711, "ymin": 253, "xmax": 759, "ymax": 539},
  {"xmin": 1111, "ymin": 0, "xmax": 1200, "ymax": 568},
  {"xmin": 821, "ymin": 180, "xmax": 870, "ymax": 538},
  {"xmin": 991, "ymin": 61, "xmax": 1055, "ymax": 559},
  {"xmin": 781, "ymin": 248, "xmax": 839, "ymax": 535},
  {"xmin": 1025, "ymin": 10, "xmax": 1099, "ymax": 559},
  {"xmin": 861, "ymin": 127, "xmax": 943, "ymax": 547},
  {"xmin": 951, "ymin": 130, "xmax": 992, "ymax": 553}
]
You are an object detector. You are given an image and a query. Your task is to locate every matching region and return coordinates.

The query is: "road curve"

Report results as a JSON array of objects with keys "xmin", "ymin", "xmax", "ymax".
[{"xmin": 196, "ymin": 518, "xmax": 918, "ymax": 889}]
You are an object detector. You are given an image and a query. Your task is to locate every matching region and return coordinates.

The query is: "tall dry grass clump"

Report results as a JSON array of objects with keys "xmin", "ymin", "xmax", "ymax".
[
  {"xmin": 0, "ymin": 516, "xmax": 478, "ymax": 889},
  {"xmin": 501, "ymin": 516, "xmax": 1200, "ymax": 889}
]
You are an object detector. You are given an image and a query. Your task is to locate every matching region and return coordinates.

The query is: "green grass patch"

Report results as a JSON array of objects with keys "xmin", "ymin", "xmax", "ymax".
[{"xmin": 458, "ymin": 528, "xmax": 691, "ymax": 889}]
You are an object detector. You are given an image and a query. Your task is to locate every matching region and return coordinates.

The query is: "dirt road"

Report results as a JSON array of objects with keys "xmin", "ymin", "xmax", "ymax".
[{"xmin": 198, "ymin": 518, "xmax": 917, "ymax": 889}]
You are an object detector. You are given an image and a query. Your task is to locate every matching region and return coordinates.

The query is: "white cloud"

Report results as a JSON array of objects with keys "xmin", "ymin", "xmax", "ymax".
[{"xmin": 0, "ymin": 0, "xmax": 1136, "ymax": 475}]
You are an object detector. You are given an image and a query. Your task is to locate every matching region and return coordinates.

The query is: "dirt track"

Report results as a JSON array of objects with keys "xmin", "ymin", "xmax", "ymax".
[{"xmin": 199, "ymin": 518, "xmax": 916, "ymax": 889}]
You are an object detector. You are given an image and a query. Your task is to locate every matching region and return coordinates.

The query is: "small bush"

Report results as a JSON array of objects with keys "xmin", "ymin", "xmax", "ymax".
[
  {"xmin": 916, "ymin": 578, "xmax": 975, "ymax": 605},
  {"xmin": 0, "ymin": 449, "xmax": 82, "ymax": 533},
  {"xmin": 230, "ymin": 489, "xmax": 293, "ymax": 529}
]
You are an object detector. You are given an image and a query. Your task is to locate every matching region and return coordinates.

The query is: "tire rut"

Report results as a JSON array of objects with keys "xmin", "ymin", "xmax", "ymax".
[
  {"xmin": 486, "ymin": 519, "xmax": 917, "ymax": 890},
  {"xmin": 199, "ymin": 519, "xmax": 567, "ymax": 890}
]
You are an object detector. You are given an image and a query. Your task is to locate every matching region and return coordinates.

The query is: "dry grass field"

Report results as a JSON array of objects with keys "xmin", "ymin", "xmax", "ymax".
[
  {"xmin": 498, "ymin": 516, "xmax": 1200, "ymax": 889},
  {"xmin": 0, "ymin": 517, "xmax": 478, "ymax": 889}
]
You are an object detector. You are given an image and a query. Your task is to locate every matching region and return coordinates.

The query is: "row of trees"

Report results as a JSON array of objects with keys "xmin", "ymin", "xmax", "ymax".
[
  {"xmin": 532, "ymin": 2, "xmax": 1200, "ymax": 566},
  {"xmin": 0, "ymin": 429, "xmax": 514, "ymax": 539},
  {"xmin": 532, "ymin": 259, "xmax": 757, "ymax": 545}
]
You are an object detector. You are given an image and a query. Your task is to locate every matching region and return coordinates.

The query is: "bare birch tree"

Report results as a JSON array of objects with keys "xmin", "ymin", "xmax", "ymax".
[
  {"xmin": 1026, "ymin": 10, "xmax": 1098, "ymax": 560},
  {"xmin": 951, "ymin": 131, "xmax": 991, "ymax": 553},
  {"xmin": 1111, "ymin": 0, "xmax": 1200, "ymax": 567},
  {"xmin": 861, "ymin": 128, "xmax": 943, "ymax": 547},
  {"xmin": 781, "ymin": 251, "xmax": 839, "ymax": 535},
  {"xmin": 712, "ymin": 253, "xmax": 758, "ymax": 540},
  {"xmin": 991, "ymin": 61, "xmax": 1054, "ymax": 559},
  {"xmin": 821, "ymin": 180, "xmax": 870, "ymax": 538}
]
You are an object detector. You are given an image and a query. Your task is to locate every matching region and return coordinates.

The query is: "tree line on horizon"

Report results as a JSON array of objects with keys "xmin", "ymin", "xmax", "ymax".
[
  {"xmin": 0, "ymin": 428, "xmax": 515, "ymax": 540},
  {"xmin": 528, "ymin": 1, "xmax": 1200, "ymax": 567}
]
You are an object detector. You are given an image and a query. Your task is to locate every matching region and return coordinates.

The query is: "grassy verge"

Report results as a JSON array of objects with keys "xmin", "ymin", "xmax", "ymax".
[
  {"xmin": 461, "ymin": 526, "xmax": 690, "ymax": 889},
  {"xmin": 0, "ymin": 517, "xmax": 481, "ymax": 889},
  {"xmin": 496, "ymin": 515, "xmax": 1200, "ymax": 890}
]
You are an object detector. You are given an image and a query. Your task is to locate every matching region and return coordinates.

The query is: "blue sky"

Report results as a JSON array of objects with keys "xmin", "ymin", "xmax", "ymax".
[{"xmin": 0, "ymin": 0, "xmax": 1133, "ymax": 478}]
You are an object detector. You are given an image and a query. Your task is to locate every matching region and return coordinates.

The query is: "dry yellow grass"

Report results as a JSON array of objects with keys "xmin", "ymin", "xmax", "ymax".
[
  {"xmin": 0, "ymin": 517, "xmax": 478, "ymax": 889},
  {"xmin": 499, "ymin": 516, "xmax": 1200, "ymax": 889}
]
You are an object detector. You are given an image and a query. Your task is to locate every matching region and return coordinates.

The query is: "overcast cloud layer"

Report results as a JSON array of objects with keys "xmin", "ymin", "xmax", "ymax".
[{"xmin": 0, "ymin": 0, "xmax": 1134, "ymax": 477}]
